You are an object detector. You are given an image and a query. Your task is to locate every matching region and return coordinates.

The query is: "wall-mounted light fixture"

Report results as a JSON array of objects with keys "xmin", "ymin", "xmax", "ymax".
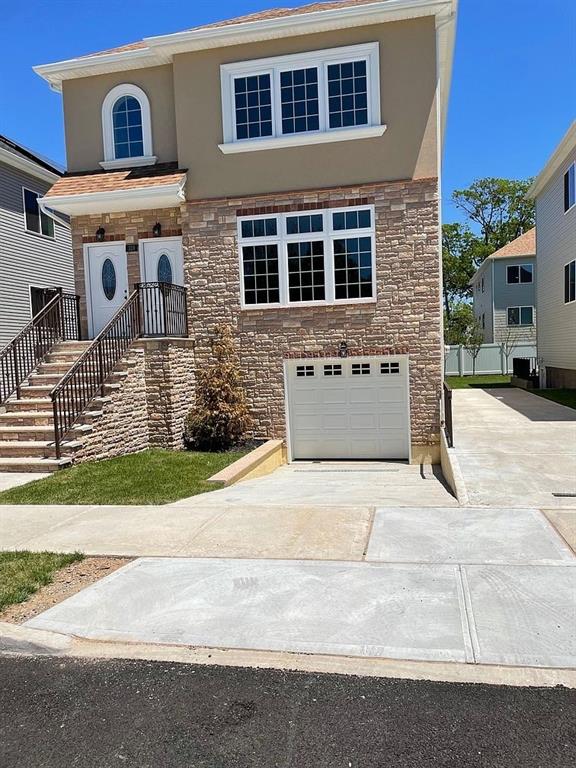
[
  {"xmin": 152, "ymin": 222, "xmax": 162, "ymax": 238},
  {"xmin": 95, "ymin": 227, "xmax": 106, "ymax": 242},
  {"xmin": 338, "ymin": 341, "xmax": 348, "ymax": 358}
]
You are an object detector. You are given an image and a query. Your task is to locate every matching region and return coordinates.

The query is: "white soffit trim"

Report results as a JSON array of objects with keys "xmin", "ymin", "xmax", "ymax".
[
  {"xmin": 38, "ymin": 179, "xmax": 186, "ymax": 216},
  {"xmin": 33, "ymin": 0, "xmax": 457, "ymax": 91},
  {"xmin": 527, "ymin": 121, "xmax": 576, "ymax": 199},
  {"xmin": 0, "ymin": 146, "xmax": 60, "ymax": 184}
]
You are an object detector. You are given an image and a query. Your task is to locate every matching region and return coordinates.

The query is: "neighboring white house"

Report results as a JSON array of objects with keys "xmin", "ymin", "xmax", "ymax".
[
  {"xmin": 470, "ymin": 228, "xmax": 536, "ymax": 344},
  {"xmin": 0, "ymin": 135, "xmax": 74, "ymax": 347},
  {"xmin": 528, "ymin": 122, "xmax": 576, "ymax": 389}
]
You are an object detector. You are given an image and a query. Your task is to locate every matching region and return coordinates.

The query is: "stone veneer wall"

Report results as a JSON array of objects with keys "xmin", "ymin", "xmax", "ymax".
[
  {"xmin": 182, "ymin": 178, "xmax": 442, "ymax": 455},
  {"xmin": 71, "ymin": 207, "xmax": 183, "ymax": 338},
  {"xmin": 73, "ymin": 339, "xmax": 195, "ymax": 463}
]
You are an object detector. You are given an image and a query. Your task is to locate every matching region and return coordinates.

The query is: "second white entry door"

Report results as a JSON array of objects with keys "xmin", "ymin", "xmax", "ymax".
[
  {"xmin": 140, "ymin": 237, "xmax": 184, "ymax": 286},
  {"xmin": 87, "ymin": 242, "xmax": 129, "ymax": 337}
]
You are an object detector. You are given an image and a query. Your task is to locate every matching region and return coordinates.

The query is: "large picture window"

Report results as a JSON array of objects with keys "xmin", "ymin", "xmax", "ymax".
[
  {"xmin": 238, "ymin": 205, "xmax": 375, "ymax": 308},
  {"xmin": 220, "ymin": 43, "xmax": 384, "ymax": 152}
]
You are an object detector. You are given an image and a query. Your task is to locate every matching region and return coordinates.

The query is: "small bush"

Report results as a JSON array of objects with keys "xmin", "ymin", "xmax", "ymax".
[{"xmin": 184, "ymin": 324, "xmax": 253, "ymax": 451}]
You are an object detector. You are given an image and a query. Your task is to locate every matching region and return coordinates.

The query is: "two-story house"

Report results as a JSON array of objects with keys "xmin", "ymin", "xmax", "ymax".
[
  {"xmin": 528, "ymin": 122, "xmax": 576, "ymax": 389},
  {"xmin": 0, "ymin": 0, "xmax": 457, "ymax": 472},
  {"xmin": 0, "ymin": 135, "xmax": 74, "ymax": 347},
  {"xmin": 470, "ymin": 228, "xmax": 537, "ymax": 344}
]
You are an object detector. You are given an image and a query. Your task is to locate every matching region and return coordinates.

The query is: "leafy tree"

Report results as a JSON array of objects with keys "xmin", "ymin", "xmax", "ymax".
[
  {"xmin": 462, "ymin": 319, "xmax": 485, "ymax": 376},
  {"xmin": 184, "ymin": 324, "xmax": 253, "ymax": 451},
  {"xmin": 452, "ymin": 177, "xmax": 535, "ymax": 259},
  {"xmin": 442, "ymin": 223, "xmax": 477, "ymax": 318},
  {"xmin": 444, "ymin": 301, "xmax": 475, "ymax": 345}
]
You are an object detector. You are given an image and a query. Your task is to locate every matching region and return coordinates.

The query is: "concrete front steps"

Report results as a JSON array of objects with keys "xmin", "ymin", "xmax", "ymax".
[{"xmin": 0, "ymin": 340, "xmax": 104, "ymax": 473}]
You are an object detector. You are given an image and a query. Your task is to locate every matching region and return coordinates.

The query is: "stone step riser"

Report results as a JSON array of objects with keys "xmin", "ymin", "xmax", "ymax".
[
  {"xmin": 0, "ymin": 459, "xmax": 72, "ymax": 473},
  {"xmin": 0, "ymin": 442, "xmax": 82, "ymax": 459},
  {"xmin": 0, "ymin": 425, "xmax": 92, "ymax": 442}
]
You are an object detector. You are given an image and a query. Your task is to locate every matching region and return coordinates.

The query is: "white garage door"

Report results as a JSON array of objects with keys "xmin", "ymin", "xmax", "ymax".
[{"xmin": 286, "ymin": 356, "xmax": 410, "ymax": 460}]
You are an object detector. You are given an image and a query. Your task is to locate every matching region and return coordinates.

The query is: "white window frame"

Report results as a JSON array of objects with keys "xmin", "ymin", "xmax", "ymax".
[
  {"xmin": 564, "ymin": 162, "xmax": 576, "ymax": 214},
  {"xmin": 101, "ymin": 83, "xmax": 155, "ymax": 169},
  {"xmin": 507, "ymin": 305, "xmax": 534, "ymax": 326},
  {"xmin": 237, "ymin": 205, "xmax": 376, "ymax": 310},
  {"xmin": 506, "ymin": 263, "xmax": 534, "ymax": 284},
  {"xmin": 220, "ymin": 43, "xmax": 385, "ymax": 153},
  {"xmin": 22, "ymin": 187, "xmax": 54, "ymax": 239},
  {"xmin": 565, "ymin": 259, "xmax": 576, "ymax": 304}
]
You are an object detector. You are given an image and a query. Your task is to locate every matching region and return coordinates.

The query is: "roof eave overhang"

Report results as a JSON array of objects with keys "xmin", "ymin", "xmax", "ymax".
[
  {"xmin": 0, "ymin": 146, "xmax": 61, "ymax": 183},
  {"xmin": 39, "ymin": 180, "xmax": 186, "ymax": 216},
  {"xmin": 527, "ymin": 121, "xmax": 576, "ymax": 199},
  {"xmin": 34, "ymin": 0, "xmax": 457, "ymax": 95}
]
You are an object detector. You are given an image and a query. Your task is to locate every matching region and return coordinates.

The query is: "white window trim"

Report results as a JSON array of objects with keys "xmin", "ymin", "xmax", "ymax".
[
  {"xmin": 564, "ymin": 162, "xmax": 576, "ymax": 214},
  {"xmin": 506, "ymin": 263, "xmax": 534, "ymax": 285},
  {"xmin": 507, "ymin": 305, "xmax": 535, "ymax": 326},
  {"xmin": 565, "ymin": 259, "xmax": 576, "ymax": 304},
  {"xmin": 220, "ymin": 43, "xmax": 384, "ymax": 154},
  {"xmin": 22, "ymin": 187, "xmax": 55, "ymax": 239},
  {"xmin": 237, "ymin": 205, "xmax": 376, "ymax": 310},
  {"xmin": 101, "ymin": 83, "xmax": 155, "ymax": 168}
]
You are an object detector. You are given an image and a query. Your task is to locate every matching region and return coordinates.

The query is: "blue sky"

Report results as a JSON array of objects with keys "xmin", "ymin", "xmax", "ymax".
[{"xmin": 0, "ymin": 0, "xmax": 574, "ymax": 224}]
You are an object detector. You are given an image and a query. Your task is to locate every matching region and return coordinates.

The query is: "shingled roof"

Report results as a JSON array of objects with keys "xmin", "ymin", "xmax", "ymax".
[
  {"xmin": 44, "ymin": 163, "xmax": 186, "ymax": 198},
  {"xmin": 488, "ymin": 228, "xmax": 536, "ymax": 260}
]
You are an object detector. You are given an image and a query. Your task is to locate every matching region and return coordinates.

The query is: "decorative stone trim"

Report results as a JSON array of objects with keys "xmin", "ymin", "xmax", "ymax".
[
  {"xmin": 236, "ymin": 197, "xmax": 373, "ymax": 217},
  {"xmin": 284, "ymin": 347, "xmax": 409, "ymax": 359}
]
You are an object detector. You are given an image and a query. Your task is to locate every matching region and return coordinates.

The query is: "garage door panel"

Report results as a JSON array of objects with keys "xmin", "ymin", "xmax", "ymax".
[{"xmin": 287, "ymin": 357, "xmax": 409, "ymax": 460}]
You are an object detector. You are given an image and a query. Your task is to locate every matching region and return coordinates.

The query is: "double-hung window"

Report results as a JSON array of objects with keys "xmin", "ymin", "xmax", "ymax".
[
  {"xmin": 565, "ymin": 260, "xmax": 576, "ymax": 304},
  {"xmin": 238, "ymin": 206, "xmax": 375, "ymax": 308},
  {"xmin": 564, "ymin": 163, "xmax": 575, "ymax": 213},
  {"xmin": 507, "ymin": 306, "xmax": 534, "ymax": 326},
  {"xmin": 507, "ymin": 263, "xmax": 533, "ymax": 284},
  {"xmin": 221, "ymin": 43, "xmax": 384, "ymax": 152},
  {"xmin": 22, "ymin": 188, "xmax": 54, "ymax": 238}
]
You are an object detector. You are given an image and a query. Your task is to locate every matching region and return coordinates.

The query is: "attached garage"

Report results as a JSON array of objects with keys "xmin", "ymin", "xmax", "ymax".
[{"xmin": 285, "ymin": 356, "xmax": 410, "ymax": 460}]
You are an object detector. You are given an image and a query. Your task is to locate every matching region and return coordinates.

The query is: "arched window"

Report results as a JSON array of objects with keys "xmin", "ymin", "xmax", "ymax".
[{"xmin": 101, "ymin": 84, "xmax": 154, "ymax": 168}]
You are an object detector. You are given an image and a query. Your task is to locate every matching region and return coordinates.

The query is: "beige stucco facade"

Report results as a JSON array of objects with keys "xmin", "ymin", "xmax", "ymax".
[{"xmin": 61, "ymin": 17, "xmax": 438, "ymax": 197}]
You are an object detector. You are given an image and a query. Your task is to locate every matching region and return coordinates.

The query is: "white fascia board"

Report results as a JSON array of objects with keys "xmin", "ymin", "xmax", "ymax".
[
  {"xmin": 38, "ymin": 180, "xmax": 186, "ymax": 216},
  {"xmin": 527, "ymin": 120, "xmax": 576, "ymax": 199},
  {"xmin": 34, "ymin": 0, "xmax": 455, "ymax": 90},
  {"xmin": 0, "ymin": 146, "xmax": 60, "ymax": 184}
]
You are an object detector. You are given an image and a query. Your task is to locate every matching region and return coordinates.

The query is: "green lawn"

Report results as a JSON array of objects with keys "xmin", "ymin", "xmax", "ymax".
[
  {"xmin": 445, "ymin": 375, "xmax": 512, "ymax": 389},
  {"xmin": 0, "ymin": 551, "xmax": 83, "ymax": 612},
  {"xmin": 529, "ymin": 389, "xmax": 576, "ymax": 411},
  {"xmin": 0, "ymin": 448, "xmax": 247, "ymax": 505}
]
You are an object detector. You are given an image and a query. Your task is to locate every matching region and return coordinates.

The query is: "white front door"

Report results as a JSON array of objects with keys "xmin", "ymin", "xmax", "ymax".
[
  {"xmin": 286, "ymin": 356, "xmax": 410, "ymax": 460},
  {"xmin": 86, "ymin": 242, "xmax": 129, "ymax": 337},
  {"xmin": 140, "ymin": 237, "xmax": 184, "ymax": 286}
]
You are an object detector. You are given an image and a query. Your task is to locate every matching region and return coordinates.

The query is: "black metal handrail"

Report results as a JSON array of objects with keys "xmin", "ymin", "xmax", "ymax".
[
  {"xmin": 0, "ymin": 289, "xmax": 81, "ymax": 404},
  {"xmin": 50, "ymin": 282, "xmax": 187, "ymax": 458},
  {"xmin": 443, "ymin": 382, "xmax": 454, "ymax": 448}
]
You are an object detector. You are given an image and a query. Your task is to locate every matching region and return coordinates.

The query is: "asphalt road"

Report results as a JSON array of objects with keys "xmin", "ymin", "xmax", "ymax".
[{"xmin": 0, "ymin": 656, "xmax": 574, "ymax": 767}]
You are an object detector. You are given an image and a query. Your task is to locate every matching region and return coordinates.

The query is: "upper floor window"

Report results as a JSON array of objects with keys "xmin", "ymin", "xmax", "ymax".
[
  {"xmin": 101, "ymin": 84, "xmax": 154, "ymax": 169},
  {"xmin": 220, "ymin": 43, "xmax": 385, "ymax": 153},
  {"xmin": 507, "ymin": 264, "xmax": 533, "ymax": 284},
  {"xmin": 564, "ymin": 163, "xmax": 575, "ymax": 213},
  {"xmin": 507, "ymin": 306, "xmax": 534, "ymax": 326},
  {"xmin": 565, "ymin": 260, "xmax": 576, "ymax": 304},
  {"xmin": 22, "ymin": 188, "xmax": 54, "ymax": 238},
  {"xmin": 238, "ymin": 205, "xmax": 375, "ymax": 309}
]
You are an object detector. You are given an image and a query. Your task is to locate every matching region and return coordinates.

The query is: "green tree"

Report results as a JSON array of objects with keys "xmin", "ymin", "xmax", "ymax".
[
  {"xmin": 442, "ymin": 223, "xmax": 477, "ymax": 318},
  {"xmin": 444, "ymin": 301, "xmax": 475, "ymax": 346}
]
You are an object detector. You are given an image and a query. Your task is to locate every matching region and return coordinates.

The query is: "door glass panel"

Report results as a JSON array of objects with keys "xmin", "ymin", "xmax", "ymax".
[
  {"xmin": 101, "ymin": 258, "xmax": 117, "ymax": 301},
  {"xmin": 157, "ymin": 253, "xmax": 173, "ymax": 283}
]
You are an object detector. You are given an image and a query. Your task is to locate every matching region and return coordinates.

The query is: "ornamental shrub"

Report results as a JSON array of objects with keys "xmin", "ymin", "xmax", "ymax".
[{"xmin": 184, "ymin": 324, "xmax": 253, "ymax": 451}]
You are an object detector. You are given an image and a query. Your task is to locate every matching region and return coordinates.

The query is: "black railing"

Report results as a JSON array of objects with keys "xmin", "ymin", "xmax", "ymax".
[
  {"xmin": 50, "ymin": 282, "xmax": 187, "ymax": 458},
  {"xmin": 137, "ymin": 282, "xmax": 188, "ymax": 337},
  {"xmin": 443, "ymin": 382, "xmax": 454, "ymax": 448},
  {"xmin": 0, "ymin": 290, "xmax": 81, "ymax": 404}
]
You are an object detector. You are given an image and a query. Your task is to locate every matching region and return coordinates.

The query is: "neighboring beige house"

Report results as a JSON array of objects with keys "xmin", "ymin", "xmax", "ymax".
[
  {"xmin": 0, "ymin": 0, "xmax": 458, "ymax": 472},
  {"xmin": 470, "ymin": 229, "xmax": 537, "ymax": 344},
  {"xmin": 528, "ymin": 122, "xmax": 576, "ymax": 389}
]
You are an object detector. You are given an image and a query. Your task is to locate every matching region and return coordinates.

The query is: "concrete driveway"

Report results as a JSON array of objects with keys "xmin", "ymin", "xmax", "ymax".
[{"xmin": 453, "ymin": 388, "xmax": 576, "ymax": 507}]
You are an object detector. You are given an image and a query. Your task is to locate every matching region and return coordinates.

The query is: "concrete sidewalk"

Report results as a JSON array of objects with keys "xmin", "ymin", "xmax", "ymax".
[{"xmin": 453, "ymin": 388, "xmax": 576, "ymax": 507}]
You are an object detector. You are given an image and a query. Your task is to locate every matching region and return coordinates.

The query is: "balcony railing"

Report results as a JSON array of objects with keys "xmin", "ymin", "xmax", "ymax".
[{"xmin": 0, "ymin": 289, "xmax": 81, "ymax": 404}]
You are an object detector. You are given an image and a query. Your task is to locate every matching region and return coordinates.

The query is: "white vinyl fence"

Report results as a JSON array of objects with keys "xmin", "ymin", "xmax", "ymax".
[{"xmin": 444, "ymin": 343, "xmax": 537, "ymax": 376}]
